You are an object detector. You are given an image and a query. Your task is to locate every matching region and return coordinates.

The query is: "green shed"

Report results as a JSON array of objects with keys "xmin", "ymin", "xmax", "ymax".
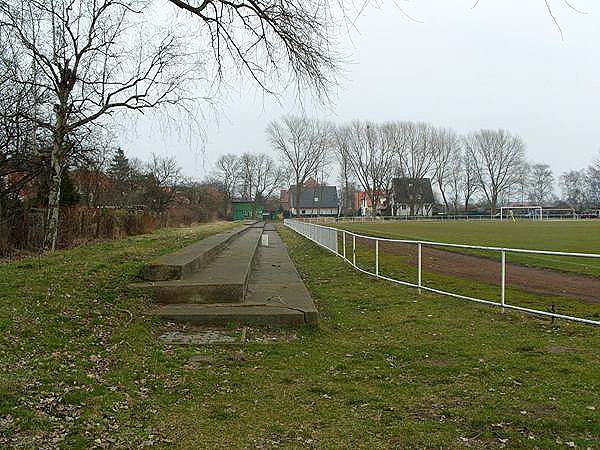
[{"xmin": 232, "ymin": 199, "xmax": 263, "ymax": 220}]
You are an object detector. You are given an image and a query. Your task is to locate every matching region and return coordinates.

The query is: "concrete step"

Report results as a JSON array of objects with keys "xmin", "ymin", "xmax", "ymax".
[
  {"xmin": 154, "ymin": 303, "xmax": 306, "ymax": 327},
  {"xmin": 139, "ymin": 225, "xmax": 248, "ymax": 281},
  {"xmin": 131, "ymin": 226, "xmax": 263, "ymax": 304}
]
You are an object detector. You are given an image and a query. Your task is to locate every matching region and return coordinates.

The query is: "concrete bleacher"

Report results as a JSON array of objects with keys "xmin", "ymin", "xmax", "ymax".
[{"xmin": 130, "ymin": 222, "xmax": 318, "ymax": 327}]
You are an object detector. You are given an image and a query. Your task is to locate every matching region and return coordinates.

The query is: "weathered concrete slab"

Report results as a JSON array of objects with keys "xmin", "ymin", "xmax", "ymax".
[
  {"xmin": 245, "ymin": 225, "xmax": 318, "ymax": 325},
  {"xmin": 133, "ymin": 226, "xmax": 263, "ymax": 303},
  {"xmin": 155, "ymin": 303, "xmax": 305, "ymax": 327},
  {"xmin": 139, "ymin": 225, "xmax": 247, "ymax": 281},
  {"xmin": 160, "ymin": 330, "xmax": 244, "ymax": 345}
]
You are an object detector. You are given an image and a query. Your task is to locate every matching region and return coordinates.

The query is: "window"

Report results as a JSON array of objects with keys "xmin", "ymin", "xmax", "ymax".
[{"xmin": 301, "ymin": 210, "xmax": 306, "ymax": 214}]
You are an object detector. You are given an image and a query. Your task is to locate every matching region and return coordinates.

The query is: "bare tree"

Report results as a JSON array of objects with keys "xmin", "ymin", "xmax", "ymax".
[
  {"xmin": 252, "ymin": 153, "xmax": 284, "ymax": 215},
  {"xmin": 432, "ymin": 127, "xmax": 461, "ymax": 212},
  {"xmin": 511, "ymin": 161, "xmax": 531, "ymax": 204},
  {"xmin": 336, "ymin": 138, "xmax": 354, "ymax": 216},
  {"xmin": 463, "ymin": 129, "xmax": 525, "ymax": 214},
  {"xmin": 337, "ymin": 121, "xmax": 395, "ymax": 216},
  {"xmin": 561, "ymin": 170, "xmax": 587, "ymax": 211},
  {"xmin": 143, "ymin": 154, "xmax": 182, "ymax": 213},
  {"xmin": 237, "ymin": 152, "xmax": 283, "ymax": 217},
  {"xmin": 461, "ymin": 149, "xmax": 479, "ymax": 212},
  {"xmin": 0, "ymin": 35, "xmax": 42, "ymax": 205},
  {"xmin": 0, "ymin": 0, "xmax": 196, "ymax": 250},
  {"xmin": 445, "ymin": 147, "xmax": 464, "ymax": 213},
  {"xmin": 389, "ymin": 121, "xmax": 436, "ymax": 214},
  {"xmin": 396, "ymin": 122, "xmax": 436, "ymax": 179},
  {"xmin": 584, "ymin": 152, "xmax": 600, "ymax": 208},
  {"xmin": 267, "ymin": 116, "xmax": 330, "ymax": 217},
  {"xmin": 212, "ymin": 154, "xmax": 240, "ymax": 215},
  {"xmin": 238, "ymin": 152, "xmax": 255, "ymax": 202},
  {"xmin": 528, "ymin": 163, "xmax": 555, "ymax": 205}
]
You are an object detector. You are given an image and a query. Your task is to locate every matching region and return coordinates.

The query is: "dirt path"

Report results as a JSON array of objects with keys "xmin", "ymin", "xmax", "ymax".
[{"xmin": 377, "ymin": 241, "xmax": 600, "ymax": 305}]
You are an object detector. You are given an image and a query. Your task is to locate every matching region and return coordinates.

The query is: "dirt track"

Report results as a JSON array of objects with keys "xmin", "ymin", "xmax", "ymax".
[{"xmin": 377, "ymin": 241, "xmax": 600, "ymax": 305}]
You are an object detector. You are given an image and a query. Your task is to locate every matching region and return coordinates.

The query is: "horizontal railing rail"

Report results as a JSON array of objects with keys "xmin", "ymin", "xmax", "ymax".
[{"xmin": 284, "ymin": 218, "xmax": 600, "ymax": 326}]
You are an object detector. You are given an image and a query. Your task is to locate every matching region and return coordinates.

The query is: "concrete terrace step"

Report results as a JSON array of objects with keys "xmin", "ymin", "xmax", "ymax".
[
  {"xmin": 132, "ymin": 226, "xmax": 264, "ymax": 304},
  {"xmin": 139, "ymin": 225, "xmax": 251, "ymax": 281},
  {"xmin": 155, "ymin": 303, "xmax": 306, "ymax": 327}
]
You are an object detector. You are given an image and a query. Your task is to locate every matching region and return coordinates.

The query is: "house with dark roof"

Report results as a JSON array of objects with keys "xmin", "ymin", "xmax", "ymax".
[
  {"xmin": 286, "ymin": 185, "xmax": 339, "ymax": 216},
  {"xmin": 390, "ymin": 178, "xmax": 435, "ymax": 217}
]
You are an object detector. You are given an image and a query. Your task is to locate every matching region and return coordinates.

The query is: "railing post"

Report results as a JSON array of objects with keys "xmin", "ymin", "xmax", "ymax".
[
  {"xmin": 501, "ymin": 249, "xmax": 506, "ymax": 312},
  {"xmin": 375, "ymin": 239, "xmax": 379, "ymax": 277},
  {"xmin": 418, "ymin": 242, "xmax": 422, "ymax": 294},
  {"xmin": 352, "ymin": 235, "xmax": 356, "ymax": 267},
  {"xmin": 343, "ymin": 230, "xmax": 346, "ymax": 260}
]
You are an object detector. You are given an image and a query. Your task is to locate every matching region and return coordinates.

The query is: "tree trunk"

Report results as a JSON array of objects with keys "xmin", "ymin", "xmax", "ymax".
[
  {"xmin": 490, "ymin": 190, "xmax": 498, "ymax": 215},
  {"xmin": 371, "ymin": 191, "xmax": 377, "ymax": 216},
  {"xmin": 344, "ymin": 178, "xmax": 349, "ymax": 215},
  {"xmin": 44, "ymin": 135, "xmax": 65, "ymax": 252},
  {"xmin": 438, "ymin": 181, "xmax": 449, "ymax": 212},
  {"xmin": 295, "ymin": 182, "xmax": 302, "ymax": 217}
]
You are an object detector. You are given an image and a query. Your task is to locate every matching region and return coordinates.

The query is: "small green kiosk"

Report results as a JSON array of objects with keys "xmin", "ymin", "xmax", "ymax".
[{"xmin": 232, "ymin": 199, "xmax": 263, "ymax": 220}]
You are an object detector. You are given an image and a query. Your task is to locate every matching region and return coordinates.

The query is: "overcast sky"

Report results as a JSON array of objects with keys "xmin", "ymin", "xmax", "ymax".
[{"xmin": 118, "ymin": 0, "xmax": 600, "ymax": 181}]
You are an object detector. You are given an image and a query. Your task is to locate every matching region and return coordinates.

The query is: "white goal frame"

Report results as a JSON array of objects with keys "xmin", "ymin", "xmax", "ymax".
[{"xmin": 500, "ymin": 206, "xmax": 542, "ymax": 221}]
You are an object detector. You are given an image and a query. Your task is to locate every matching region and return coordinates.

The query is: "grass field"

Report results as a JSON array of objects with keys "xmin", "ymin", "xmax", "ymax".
[
  {"xmin": 335, "ymin": 220, "xmax": 600, "ymax": 277},
  {"xmin": 1, "ymin": 222, "xmax": 599, "ymax": 448}
]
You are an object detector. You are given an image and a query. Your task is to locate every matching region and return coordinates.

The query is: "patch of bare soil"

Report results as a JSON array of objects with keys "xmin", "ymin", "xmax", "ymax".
[{"xmin": 380, "ymin": 242, "xmax": 600, "ymax": 305}]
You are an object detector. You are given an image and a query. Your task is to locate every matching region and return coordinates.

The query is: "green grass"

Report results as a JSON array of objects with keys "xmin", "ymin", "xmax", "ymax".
[
  {"xmin": 335, "ymin": 220, "xmax": 600, "ymax": 277},
  {"xmin": 1, "ymin": 222, "xmax": 599, "ymax": 448}
]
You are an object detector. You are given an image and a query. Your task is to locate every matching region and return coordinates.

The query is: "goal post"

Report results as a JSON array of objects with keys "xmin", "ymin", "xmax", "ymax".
[{"xmin": 500, "ymin": 205, "xmax": 543, "ymax": 221}]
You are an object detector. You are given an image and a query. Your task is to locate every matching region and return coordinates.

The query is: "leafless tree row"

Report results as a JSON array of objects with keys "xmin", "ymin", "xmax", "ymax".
[
  {"xmin": 270, "ymin": 115, "xmax": 597, "ymax": 215},
  {"xmin": 264, "ymin": 115, "xmax": 534, "ymax": 215}
]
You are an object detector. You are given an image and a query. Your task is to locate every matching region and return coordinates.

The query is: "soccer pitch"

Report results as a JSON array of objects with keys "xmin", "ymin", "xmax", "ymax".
[
  {"xmin": 328, "ymin": 219, "xmax": 600, "ymax": 322},
  {"xmin": 335, "ymin": 220, "xmax": 600, "ymax": 253},
  {"xmin": 335, "ymin": 220, "xmax": 600, "ymax": 277}
]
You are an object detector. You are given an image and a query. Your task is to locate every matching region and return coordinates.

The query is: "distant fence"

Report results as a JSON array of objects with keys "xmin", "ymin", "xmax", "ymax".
[
  {"xmin": 296, "ymin": 213, "xmax": 596, "ymax": 225},
  {"xmin": 284, "ymin": 218, "xmax": 600, "ymax": 326}
]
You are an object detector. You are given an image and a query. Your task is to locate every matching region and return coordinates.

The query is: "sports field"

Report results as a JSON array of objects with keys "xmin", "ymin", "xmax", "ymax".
[
  {"xmin": 335, "ymin": 220, "xmax": 600, "ymax": 253},
  {"xmin": 331, "ymin": 220, "xmax": 600, "ymax": 321},
  {"xmin": 335, "ymin": 220, "xmax": 600, "ymax": 277}
]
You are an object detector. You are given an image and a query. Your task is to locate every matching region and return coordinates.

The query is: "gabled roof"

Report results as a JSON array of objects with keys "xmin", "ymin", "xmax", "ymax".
[
  {"xmin": 289, "ymin": 185, "xmax": 338, "ymax": 209},
  {"xmin": 392, "ymin": 178, "xmax": 435, "ymax": 204}
]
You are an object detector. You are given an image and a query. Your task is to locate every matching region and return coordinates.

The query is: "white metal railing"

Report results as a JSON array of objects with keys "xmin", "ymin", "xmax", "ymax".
[{"xmin": 284, "ymin": 218, "xmax": 600, "ymax": 326}]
